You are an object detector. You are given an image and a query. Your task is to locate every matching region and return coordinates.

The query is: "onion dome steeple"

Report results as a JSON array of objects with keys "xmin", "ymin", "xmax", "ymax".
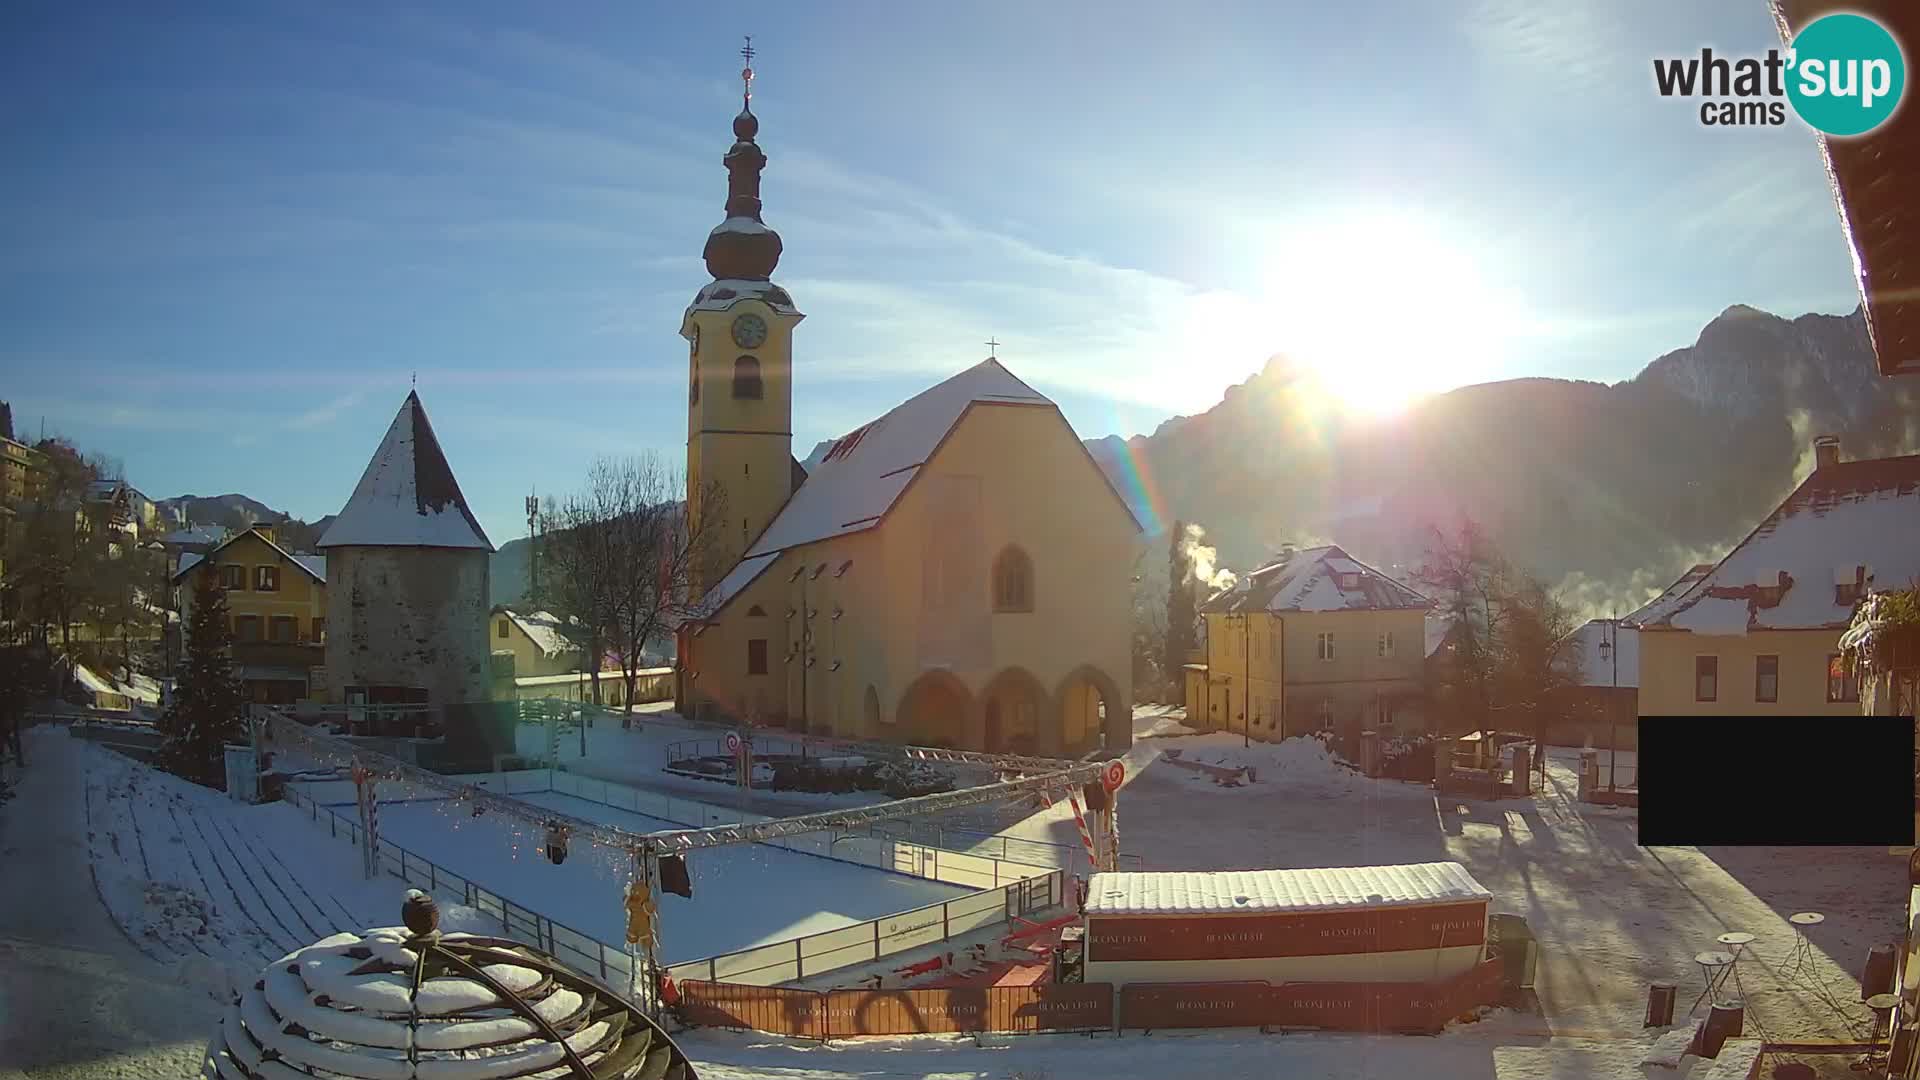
[{"xmin": 703, "ymin": 36, "xmax": 784, "ymax": 282}]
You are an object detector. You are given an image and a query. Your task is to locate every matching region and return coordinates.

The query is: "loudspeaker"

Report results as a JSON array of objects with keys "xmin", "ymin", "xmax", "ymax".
[{"xmin": 660, "ymin": 854, "xmax": 692, "ymax": 898}]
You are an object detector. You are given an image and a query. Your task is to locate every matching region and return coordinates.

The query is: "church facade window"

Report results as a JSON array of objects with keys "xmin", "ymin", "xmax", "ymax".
[
  {"xmin": 991, "ymin": 545, "xmax": 1034, "ymax": 613},
  {"xmin": 732, "ymin": 356, "xmax": 763, "ymax": 399}
]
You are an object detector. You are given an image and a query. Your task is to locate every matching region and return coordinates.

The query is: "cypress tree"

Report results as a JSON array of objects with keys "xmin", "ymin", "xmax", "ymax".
[
  {"xmin": 160, "ymin": 565, "xmax": 246, "ymax": 786},
  {"xmin": 1164, "ymin": 522, "xmax": 1196, "ymax": 687}
]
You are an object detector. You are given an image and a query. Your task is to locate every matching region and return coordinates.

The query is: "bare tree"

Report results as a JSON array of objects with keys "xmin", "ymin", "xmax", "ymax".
[
  {"xmin": 1418, "ymin": 518, "xmax": 1581, "ymax": 756},
  {"xmin": 544, "ymin": 455, "xmax": 726, "ymax": 726}
]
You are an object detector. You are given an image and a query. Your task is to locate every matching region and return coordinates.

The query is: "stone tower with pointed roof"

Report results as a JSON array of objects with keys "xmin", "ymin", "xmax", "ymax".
[{"xmin": 319, "ymin": 391, "xmax": 495, "ymax": 709}]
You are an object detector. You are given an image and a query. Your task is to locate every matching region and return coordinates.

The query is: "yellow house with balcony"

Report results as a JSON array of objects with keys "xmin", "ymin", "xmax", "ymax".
[
  {"xmin": 1191, "ymin": 546, "xmax": 1434, "ymax": 741},
  {"xmin": 173, "ymin": 525, "xmax": 327, "ymax": 703},
  {"xmin": 1635, "ymin": 437, "xmax": 1920, "ymax": 716}
]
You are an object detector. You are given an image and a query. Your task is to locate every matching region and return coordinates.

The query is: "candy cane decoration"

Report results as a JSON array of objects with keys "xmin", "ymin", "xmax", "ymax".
[{"xmin": 1065, "ymin": 788, "xmax": 1100, "ymax": 873}]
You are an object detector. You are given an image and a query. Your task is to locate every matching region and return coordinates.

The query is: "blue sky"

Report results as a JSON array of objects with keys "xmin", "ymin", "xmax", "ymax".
[{"xmin": 0, "ymin": 1, "xmax": 1864, "ymax": 545}]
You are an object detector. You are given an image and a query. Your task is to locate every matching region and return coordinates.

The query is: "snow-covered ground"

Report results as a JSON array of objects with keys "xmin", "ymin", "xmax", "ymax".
[
  {"xmin": 326, "ymin": 788, "xmax": 969, "ymax": 964},
  {"xmin": 993, "ymin": 722, "xmax": 1904, "ymax": 1042},
  {"xmin": 675, "ymin": 1023, "xmax": 1762, "ymax": 1080},
  {"xmin": 5, "ymin": 705, "xmax": 1905, "ymax": 1077}
]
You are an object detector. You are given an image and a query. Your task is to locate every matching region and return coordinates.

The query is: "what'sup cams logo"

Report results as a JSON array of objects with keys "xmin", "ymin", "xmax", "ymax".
[{"xmin": 1654, "ymin": 12, "xmax": 1906, "ymax": 136}]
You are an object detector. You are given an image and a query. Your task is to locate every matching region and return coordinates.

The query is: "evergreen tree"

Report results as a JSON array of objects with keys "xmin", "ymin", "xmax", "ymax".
[
  {"xmin": 1163, "ymin": 522, "xmax": 1196, "ymax": 693},
  {"xmin": 160, "ymin": 566, "xmax": 246, "ymax": 786}
]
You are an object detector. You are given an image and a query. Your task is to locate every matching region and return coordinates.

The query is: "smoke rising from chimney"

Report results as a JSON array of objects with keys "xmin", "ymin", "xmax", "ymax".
[{"xmin": 1181, "ymin": 523, "xmax": 1237, "ymax": 591}]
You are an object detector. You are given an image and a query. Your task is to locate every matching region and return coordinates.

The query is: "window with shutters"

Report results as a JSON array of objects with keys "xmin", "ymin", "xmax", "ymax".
[{"xmin": 1317, "ymin": 632, "xmax": 1335, "ymax": 662}]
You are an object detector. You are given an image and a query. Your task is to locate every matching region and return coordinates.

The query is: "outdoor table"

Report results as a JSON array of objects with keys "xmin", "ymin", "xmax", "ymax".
[
  {"xmin": 1786, "ymin": 912, "xmax": 1824, "ymax": 981},
  {"xmin": 1715, "ymin": 932, "xmax": 1756, "ymax": 1004},
  {"xmin": 1691, "ymin": 950, "xmax": 1736, "ymax": 1014}
]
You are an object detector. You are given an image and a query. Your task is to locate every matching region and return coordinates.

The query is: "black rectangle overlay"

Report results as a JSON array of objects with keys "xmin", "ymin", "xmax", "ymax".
[{"xmin": 1638, "ymin": 716, "xmax": 1914, "ymax": 846}]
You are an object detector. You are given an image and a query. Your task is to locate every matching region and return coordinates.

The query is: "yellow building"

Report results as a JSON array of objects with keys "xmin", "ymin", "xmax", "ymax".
[
  {"xmin": 1189, "ymin": 546, "xmax": 1433, "ymax": 740},
  {"xmin": 489, "ymin": 607, "xmax": 585, "ymax": 679},
  {"xmin": 173, "ymin": 525, "xmax": 327, "ymax": 703},
  {"xmin": 675, "ymin": 78, "xmax": 1139, "ymax": 755},
  {"xmin": 1635, "ymin": 437, "xmax": 1920, "ymax": 716}
]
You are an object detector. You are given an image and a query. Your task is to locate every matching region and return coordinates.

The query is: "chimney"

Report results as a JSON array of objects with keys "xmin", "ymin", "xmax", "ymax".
[{"xmin": 1813, "ymin": 434, "xmax": 1841, "ymax": 471}]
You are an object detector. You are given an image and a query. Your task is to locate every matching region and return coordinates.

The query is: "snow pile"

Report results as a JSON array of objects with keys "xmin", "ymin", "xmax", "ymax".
[{"xmin": 1163, "ymin": 733, "xmax": 1374, "ymax": 797}]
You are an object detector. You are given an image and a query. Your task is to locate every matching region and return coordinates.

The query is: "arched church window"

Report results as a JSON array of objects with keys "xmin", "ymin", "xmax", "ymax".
[
  {"xmin": 733, "ymin": 356, "xmax": 763, "ymax": 399},
  {"xmin": 992, "ymin": 545, "xmax": 1034, "ymax": 613}
]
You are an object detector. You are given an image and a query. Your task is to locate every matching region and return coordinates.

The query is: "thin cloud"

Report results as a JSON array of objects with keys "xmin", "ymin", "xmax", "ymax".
[{"xmin": 287, "ymin": 392, "xmax": 365, "ymax": 431}]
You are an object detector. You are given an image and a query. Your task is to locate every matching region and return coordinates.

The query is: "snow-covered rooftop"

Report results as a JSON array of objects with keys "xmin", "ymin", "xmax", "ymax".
[
  {"xmin": 750, "ymin": 359, "xmax": 1052, "ymax": 556},
  {"xmin": 1621, "ymin": 564, "xmax": 1715, "ymax": 629},
  {"xmin": 318, "ymin": 392, "xmax": 494, "ymax": 552},
  {"xmin": 169, "ymin": 527, "xmax": 326, "ymax": 584},
  {"xmin": 160, "ymin": 525, "xmax": 228, "ymax": 548},
  {"xmin": 501, "ymin": 609, "xmax": 581, "ymax": 659},
  {"xmin": 685, "ymin": 277, "xmax": 799, "ymax": 317},
  {"xmin": 1202, "ymin": 545, "xmax": 1431, "ymax": 615},
  {"xmin": 1085, "ymin": 861, "xmax": 1491, "ymax": 917},
  {"xmin": 701, "ymin": 551, "xmax": 778, "ymax": 615},
  {"xmin": 1564, "ymin": 619, "xmax": 1638, "ymax": 689},
  {"xmin": 1642, "ymin": 452, "xmax": 1920, "ymax": 635}
]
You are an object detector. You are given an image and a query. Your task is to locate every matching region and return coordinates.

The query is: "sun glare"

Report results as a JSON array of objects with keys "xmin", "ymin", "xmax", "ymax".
[{"xmin": 1256, "ymin": 212, "xmax": 1518, "ymax": 418}]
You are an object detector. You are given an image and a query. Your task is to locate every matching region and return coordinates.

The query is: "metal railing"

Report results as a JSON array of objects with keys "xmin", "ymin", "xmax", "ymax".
[
  {"xmin": 667, "ymin": 869, "xmax": 1063, "ymax": 987},
  {"xmin": 279, "ymin": 768, "xmax": 1075, "ymax": 990},
  {"xmin": 279, "ymin": 782, "xmax": 643, "ymax": 988}
]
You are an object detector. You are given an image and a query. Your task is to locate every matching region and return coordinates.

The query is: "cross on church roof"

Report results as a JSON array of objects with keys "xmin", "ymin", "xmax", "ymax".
[
  {"xmin": 986, "ymin": 337, "xmax": 1000, "ymax": 359},
  {"xmin": 741, "ymin": 36, "xmax": 755, "ymax": 104}
]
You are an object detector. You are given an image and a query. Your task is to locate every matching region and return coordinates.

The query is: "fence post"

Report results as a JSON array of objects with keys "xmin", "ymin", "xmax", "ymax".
[
  {"xmin": 430, "ymin": 862, "xmax": 436, "ymax": 891},
  {"xmin": 874, "ymin": 919, "xmax": 881, "ymax": 963},
  {"xmin": 400, "ymin": 850, "xmax": 408, "ymax": 882},
  {"xmin": 796, "ymin": 938, "xmax": 804, "ymax": 981},
  {"xmin": 944, "ymin": 901, "xmax": 951, "ymax": 942}
]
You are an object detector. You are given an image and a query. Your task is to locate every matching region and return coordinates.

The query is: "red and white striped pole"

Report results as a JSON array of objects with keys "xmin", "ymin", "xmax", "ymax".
[{"xmin": 1065, "ymin": 788, "xmax": 1100, "ymax": 874}]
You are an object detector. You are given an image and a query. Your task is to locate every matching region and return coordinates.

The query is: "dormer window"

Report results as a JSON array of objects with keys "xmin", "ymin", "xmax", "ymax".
[
  {"xmin": 1835, "ymin": 564, "xmax": 1866, "ymax": 607},
  {"xmin": 1338, "ymin": 572, "xmax": 1362, "ymax": 590}
]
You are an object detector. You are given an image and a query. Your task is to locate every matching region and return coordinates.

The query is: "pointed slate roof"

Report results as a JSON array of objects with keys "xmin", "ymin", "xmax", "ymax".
[{"xmin": 318, "ymin": 392, "xmax": 494, "ymax": 551}]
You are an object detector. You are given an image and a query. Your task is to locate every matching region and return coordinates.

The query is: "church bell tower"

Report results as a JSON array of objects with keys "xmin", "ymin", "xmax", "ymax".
[{"xmin": 683, "ymin": 38, "xmax": 803, "ymax": 599}]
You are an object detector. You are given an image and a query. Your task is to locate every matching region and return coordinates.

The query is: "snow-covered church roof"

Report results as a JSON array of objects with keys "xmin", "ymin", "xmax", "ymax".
[
  {"xmin": 1640, "ymin": 450, "xmax": 1920, "ymax": 635},
  {"xmin": 319, "ymin": 392, "xmax": 494, "ymax": 552},
  {"xmin": 697, "ymin": 359, "xmax": 1054, "ymax": 613}
]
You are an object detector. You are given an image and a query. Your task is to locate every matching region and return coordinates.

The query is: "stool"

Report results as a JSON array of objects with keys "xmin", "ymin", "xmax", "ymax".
[
  {"xmin": 1692, "ymin": 950, "xmax": 1736, "ymax": 1014},
  {"xmin": 1786, "ymin": 912, "xmax": 1823, "ymax": 982}
]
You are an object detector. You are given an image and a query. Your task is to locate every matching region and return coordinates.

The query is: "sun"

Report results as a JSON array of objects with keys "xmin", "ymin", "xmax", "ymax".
[{"xmin": 1254, "ymin": 211, "xmax": 1519, "ymax": 418}]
